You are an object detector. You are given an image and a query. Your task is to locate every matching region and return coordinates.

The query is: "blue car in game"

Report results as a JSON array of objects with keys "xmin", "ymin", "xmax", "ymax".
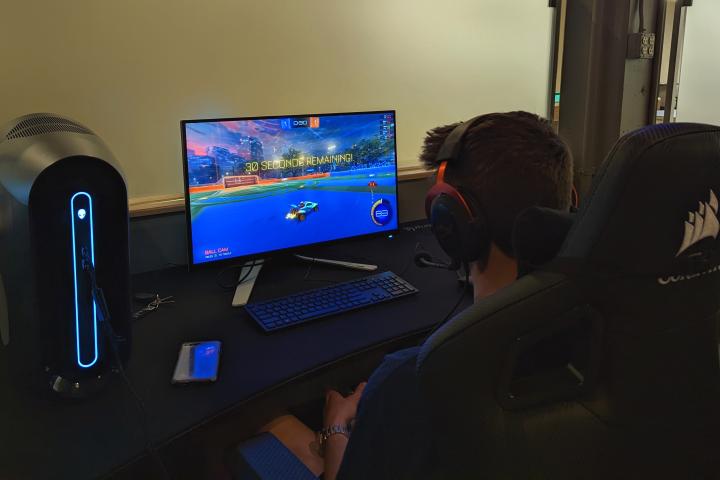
[{"xmin": 286, "ymin": 200, "xmax": 319, "ymax": 221}]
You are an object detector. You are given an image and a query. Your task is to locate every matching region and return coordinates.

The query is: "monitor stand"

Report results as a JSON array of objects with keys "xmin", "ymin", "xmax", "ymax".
[
  {"xmin": 293, "ymin": 254, "xmax": 378, "ymax": 272},
  {"xmin": 232, "ymin": 254, "xmax": 378, "ymax": 307},
  {"xmin": 231, "ymin": 261, "xmax": 264, "ymax": 307}
]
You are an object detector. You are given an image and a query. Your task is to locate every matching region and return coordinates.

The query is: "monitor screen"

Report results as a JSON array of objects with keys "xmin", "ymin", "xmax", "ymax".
[{"xmin": 181, "ymin": 111, "xmax": 398, "ymax": 265}]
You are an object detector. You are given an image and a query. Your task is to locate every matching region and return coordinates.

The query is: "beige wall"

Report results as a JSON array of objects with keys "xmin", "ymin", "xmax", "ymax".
[
  {"xmin": 0, "ymin": 0, "xmax": 553, "ymax": 199},
  {"xmin": 676, "ymin": 1, "xmax": 720, "ymax": 125}
]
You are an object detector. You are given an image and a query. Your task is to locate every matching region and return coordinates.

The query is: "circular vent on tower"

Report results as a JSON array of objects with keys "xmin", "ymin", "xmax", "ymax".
[{"xmin": 5, "ymin": 115, "xmax": 93, "ymax": 140}]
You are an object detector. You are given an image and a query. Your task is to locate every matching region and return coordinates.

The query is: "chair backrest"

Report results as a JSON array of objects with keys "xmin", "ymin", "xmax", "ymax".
[{"xmin": 417, "ymin": 123, "xmax": 720, "ymax": 478}]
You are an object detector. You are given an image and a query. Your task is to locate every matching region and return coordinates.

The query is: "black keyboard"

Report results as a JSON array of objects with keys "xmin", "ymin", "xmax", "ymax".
[{"xmin": 245, "ymin": 271, "xmax": 419, "ymax": 332}]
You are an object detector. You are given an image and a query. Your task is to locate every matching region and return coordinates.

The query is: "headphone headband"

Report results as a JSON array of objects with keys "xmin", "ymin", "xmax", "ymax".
[
  {"xmin": 436, "ymin": 160, "xmax": 448, "ymax": 182},
  {"xmin": 435, "ymin": 114, "xmax": 486, "ymax": 164}
]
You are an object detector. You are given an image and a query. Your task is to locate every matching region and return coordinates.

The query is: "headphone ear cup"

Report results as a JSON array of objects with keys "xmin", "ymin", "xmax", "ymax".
[{"xmin": 430, "ymin": 194, "xmax": 490, "ymax": 264}]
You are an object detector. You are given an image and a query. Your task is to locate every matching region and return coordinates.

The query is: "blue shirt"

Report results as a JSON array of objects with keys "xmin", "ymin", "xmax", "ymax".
[{"xmin": 337, "ymin": 346, "xmax": 433, "ymax": 479}]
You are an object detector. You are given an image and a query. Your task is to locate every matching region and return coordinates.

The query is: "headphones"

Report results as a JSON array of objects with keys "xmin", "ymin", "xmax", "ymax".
[{"xmin": 425, "ymin": 116, "xmax": 492, "ymax": 268}]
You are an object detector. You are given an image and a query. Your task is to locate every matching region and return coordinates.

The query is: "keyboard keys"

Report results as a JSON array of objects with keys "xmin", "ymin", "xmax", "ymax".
[{"xmin": 245, "ymin": 271, "xmax": 418, "ymax": 332}]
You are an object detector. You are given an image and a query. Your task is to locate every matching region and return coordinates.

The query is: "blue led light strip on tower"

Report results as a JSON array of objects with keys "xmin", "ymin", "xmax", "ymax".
[{"xmin": 70, "ymin": 191, "xmax": 98, "ymax": 368}]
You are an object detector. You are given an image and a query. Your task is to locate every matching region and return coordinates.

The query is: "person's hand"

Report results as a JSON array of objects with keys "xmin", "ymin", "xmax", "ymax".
[{"xmin": 323, "ymin": 382, "xmax": 367, "ymax": 428}]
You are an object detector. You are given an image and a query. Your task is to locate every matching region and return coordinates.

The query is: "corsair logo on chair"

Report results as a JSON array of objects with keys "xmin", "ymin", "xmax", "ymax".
[{"xmin": 676, "ymin": 189, "xmax": 720, "ymax": 257}]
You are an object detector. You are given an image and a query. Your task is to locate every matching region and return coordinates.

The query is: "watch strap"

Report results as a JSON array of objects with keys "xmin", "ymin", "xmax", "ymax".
[{"xmin": 318, "ymin": 424, "xmax": 351, "ymax": 456}]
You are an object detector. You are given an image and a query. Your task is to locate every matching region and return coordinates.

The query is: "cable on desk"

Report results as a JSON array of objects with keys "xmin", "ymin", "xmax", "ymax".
[
  {"xmin": 301, "ymin": 257, "xmax": 340, "ymax": 285},
  {"xmin": 398, "ymin": 242, "xmax": 423, "ymax": 276},
  {"xmin": 111, "ymin": 342, "xmax": 171, "ymax": 479},
  {"xmin": 422, "ymin": 266, "xmax": 470, "ymax": 343},
  {"xmin": 215, "ymin": 260, "xmax": 264, "ymax": 290},
  {"xmin": 84, "ymin": 252, "xmax": 171, "ymax": 479},
  {"xmin": 98, "ymin": 314, "xmax": 171, "ymax": 479}
]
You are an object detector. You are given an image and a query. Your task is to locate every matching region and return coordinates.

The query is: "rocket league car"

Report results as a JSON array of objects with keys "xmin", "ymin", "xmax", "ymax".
[{"xmin": 286, "ymin": 201, "xmax": 319, "ymax": 221}]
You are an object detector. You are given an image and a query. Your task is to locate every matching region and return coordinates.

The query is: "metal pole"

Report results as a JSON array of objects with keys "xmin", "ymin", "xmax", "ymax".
[
  {"xmin": 547, "ymin": 0, "xmax": 564, "ymax": 122},
  {"xmin": 647, "ymin": 0, "xmax": 669, "ymax": 124},
  {"xmin": 663, "ymin": 0, "xmax": 690, "ymax": 123},
  {"xmin": 559, "ymin": 0, "xmax": 632, "ymax": 195}
]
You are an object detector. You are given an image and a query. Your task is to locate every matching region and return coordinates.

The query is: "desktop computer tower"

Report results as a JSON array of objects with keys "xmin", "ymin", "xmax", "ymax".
[{"xmin": 0, "ymin": 113, "xmax": 131, "ymax": 397}]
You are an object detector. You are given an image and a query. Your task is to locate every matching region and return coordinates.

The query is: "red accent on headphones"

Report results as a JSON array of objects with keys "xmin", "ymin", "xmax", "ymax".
[
  {"xmin": 424, "ymin": 161, "xmax": 475, "ymax": 219},
  {"xmin": 571, "ymin": 185, "xmax": 579, "ymax": 209}
]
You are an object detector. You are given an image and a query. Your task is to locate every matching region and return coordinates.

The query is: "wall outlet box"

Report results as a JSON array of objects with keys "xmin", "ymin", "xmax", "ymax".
[{"xmin": 627, "ymin": 32, "xmax": 655, "ymax": 59}]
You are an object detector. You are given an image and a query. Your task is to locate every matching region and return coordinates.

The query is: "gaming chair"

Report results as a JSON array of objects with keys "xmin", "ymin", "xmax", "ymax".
[{"xmin": 417, "ymin": 122, "xmax": 720, "ymax": 478}]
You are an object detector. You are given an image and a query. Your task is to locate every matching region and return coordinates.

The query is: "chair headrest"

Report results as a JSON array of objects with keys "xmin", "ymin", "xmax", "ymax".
[{"xmin": 561, "ymin": 123, "xmax": 720, "ymax": 281}]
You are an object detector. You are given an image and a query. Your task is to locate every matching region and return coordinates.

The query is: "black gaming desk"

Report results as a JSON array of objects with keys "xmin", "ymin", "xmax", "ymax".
[{"xmin": 0, "ymin": 223, "xmax": 471, "ymax": 479}]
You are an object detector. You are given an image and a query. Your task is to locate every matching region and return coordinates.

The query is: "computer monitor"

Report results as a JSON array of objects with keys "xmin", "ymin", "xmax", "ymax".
[{"xmin": 181, "ymin": 110, "xmax": 398, "ymax": 266}]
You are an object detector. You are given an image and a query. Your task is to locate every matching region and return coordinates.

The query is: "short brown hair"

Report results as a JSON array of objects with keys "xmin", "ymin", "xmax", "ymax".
[{"xmin": 420, "ymin": 111, "xmax": 573, "ymax": 259}]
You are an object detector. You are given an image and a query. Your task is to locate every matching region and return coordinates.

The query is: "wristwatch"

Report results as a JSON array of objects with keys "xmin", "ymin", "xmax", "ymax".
[{"xmin": 317, "ymin": 423, "xmax": 351, "ymax": 456}]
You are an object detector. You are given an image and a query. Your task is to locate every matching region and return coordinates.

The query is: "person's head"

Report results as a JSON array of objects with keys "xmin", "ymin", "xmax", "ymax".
[{"xmin": 421, "ymin": 111, "xmax": 573, "ymax": 294}]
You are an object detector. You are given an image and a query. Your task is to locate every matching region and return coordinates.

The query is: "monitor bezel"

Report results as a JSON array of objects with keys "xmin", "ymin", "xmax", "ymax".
[{"xmin": 180, "ymin": 109, "xmax": 400, "ymax": 269}]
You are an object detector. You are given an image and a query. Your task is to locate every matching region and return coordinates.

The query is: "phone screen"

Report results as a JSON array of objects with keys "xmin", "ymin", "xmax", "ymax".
[{"xmin": 172, "ymin": 341, "xmax": 221, "ymax": 383}]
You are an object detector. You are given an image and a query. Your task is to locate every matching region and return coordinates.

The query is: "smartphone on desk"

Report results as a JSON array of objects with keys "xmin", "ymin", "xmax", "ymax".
[{"xmin": 172, "ymin": 341, "xmax": 221, "ymax": 384}]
